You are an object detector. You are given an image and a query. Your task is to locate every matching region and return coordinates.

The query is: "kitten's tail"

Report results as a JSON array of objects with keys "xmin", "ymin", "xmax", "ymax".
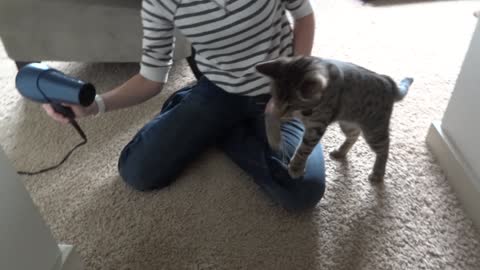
[{"xmin": 394, "ymin": 77, "xmax": 414, "ymax": 101}]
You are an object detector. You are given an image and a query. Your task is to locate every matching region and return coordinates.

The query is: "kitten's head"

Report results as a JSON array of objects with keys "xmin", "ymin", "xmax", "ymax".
[{"xmin": 256, "ymin": 56, "xmax": 337, "ymax": 119}]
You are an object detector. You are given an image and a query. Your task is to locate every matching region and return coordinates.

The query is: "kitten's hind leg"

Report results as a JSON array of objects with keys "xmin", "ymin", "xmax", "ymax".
[
  {"xmin": 363, "ymin": 128, "xmax": 390, "ymax": 183},
  {"xmin": 330, "ymin": 121, "xmax": 361, "ymax": 159}
]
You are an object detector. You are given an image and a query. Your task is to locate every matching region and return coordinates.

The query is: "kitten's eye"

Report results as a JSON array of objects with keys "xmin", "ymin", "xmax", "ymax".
[
  {"xmin": 301, "ymin": 109, "xmax": 313, "ymax": 116},
  {"xmin": 302, "ymin": 81, "xmax": 317, "ymax": 89}
]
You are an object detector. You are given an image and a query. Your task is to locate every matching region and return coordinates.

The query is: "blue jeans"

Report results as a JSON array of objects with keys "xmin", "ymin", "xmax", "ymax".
[{"xmin": 118, "ymin": 77, "xmax": 326, "ymax": 211}]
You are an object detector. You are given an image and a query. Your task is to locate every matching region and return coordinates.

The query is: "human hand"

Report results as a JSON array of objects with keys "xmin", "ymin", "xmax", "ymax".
[{"xmin": 42, "ymin": 102, "xmax": 98, "ymax": 124}]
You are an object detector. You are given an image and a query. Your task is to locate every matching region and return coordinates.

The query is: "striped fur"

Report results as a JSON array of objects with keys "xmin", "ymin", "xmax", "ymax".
[{"xmin": 257, "ymin": 56, "xmax": 414, "ymax": 182}]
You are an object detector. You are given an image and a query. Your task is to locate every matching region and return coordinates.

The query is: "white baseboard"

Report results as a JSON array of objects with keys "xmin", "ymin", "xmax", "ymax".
[
  {"xmin": 52, "ymin": 244, "xmax": 84, "ymax": 270},
  {"xmin": 426, "ymin": 121, "xmax": 480, "ymax": 232}
]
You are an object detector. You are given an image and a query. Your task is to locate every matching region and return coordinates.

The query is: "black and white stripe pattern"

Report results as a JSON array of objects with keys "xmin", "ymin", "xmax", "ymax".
[{"xmin": 140, "ymin": 0, "xmax": 313, "ymax": 96}]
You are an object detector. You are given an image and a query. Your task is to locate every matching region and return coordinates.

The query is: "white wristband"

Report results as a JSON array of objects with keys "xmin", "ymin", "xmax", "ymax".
[{"xmin": 94, "ymin": 94, "xmax": 106, "ymax": 116}]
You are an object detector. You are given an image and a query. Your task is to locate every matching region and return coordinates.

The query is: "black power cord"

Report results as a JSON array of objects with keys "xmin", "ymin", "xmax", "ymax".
[{"xmin": 16, "ymin": 119, "xmax": 87, "ymax": 176}]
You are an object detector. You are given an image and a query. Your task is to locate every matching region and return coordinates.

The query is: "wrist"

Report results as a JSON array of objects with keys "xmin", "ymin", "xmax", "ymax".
[{"xmin": 93, "ymin": 94, "xmax": 106, "ymax": 116}]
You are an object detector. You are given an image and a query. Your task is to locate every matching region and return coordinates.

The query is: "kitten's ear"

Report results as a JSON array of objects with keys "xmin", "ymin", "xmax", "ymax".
[
  {"xmin": 298, "ymin": 72, "xmax": 328, "ymax": 101},
  {"xmin": 255, "ymin": 59, "xmax": 283, "ymax": 78},
  {"xmin": 327, "ymin": 63, "xmax": 343, "ymax": 82}
]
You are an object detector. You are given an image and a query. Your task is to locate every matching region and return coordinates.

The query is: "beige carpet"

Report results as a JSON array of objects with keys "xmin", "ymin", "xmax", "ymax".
[{"xmin": 1, "ymin": 0, "xmax": 480, "ymax": 269}]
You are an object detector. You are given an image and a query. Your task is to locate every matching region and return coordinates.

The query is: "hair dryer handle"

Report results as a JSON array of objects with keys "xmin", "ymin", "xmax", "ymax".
[{"xmin": 51, "ymin": 103, "xmax": 76, "ymax": 119}]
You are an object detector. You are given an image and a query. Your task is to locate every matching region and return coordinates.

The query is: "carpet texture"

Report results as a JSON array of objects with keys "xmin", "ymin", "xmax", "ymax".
[{"xmin": 1, "ymin": 0, "xmax": 480, "ymax": 269}]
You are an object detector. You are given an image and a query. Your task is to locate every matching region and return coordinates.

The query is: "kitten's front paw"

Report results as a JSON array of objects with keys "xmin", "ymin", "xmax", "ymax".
[
  {"xmin": 288, "ymin": 163, "xmax": 305, "ymax": 179},
  {"xmin": 330, "ymin": 150, "xmax": 346, "ymax": 160},
  {"xmin": 368, "ymin": 173, "xmax": 384, "ymax": 183}
]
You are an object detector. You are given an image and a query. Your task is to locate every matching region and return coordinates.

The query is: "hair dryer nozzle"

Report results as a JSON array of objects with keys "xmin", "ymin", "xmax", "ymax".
[
  {"xmin": 78, "ymin": 83, "xmax": 96, "ymax": 106},
  {"xmin": 15, "ymin": 63, "xmax": 96, "ymax": 107}
]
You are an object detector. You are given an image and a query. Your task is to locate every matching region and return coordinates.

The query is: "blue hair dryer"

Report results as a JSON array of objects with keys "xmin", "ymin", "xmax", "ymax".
[
  {"xmin": 15, "ymin": 63, "xmax": 96, "ymax": 118},
  {"xmin": 14, "ymin": 63, "xmax": 96, "ymax": 175}
]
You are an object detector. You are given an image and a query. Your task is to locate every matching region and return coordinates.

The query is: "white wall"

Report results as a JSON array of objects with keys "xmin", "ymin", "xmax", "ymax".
[
  {"xmin": 442, "ymin": 18, "xmax": 480, "ymax": 183},
  {"xmin": 0, "ymin": 146, "xmax": 61, "ymax": 270},
  {"xmin": 428, "ymin": 17, "xmax": 480, "ymax": 231}
]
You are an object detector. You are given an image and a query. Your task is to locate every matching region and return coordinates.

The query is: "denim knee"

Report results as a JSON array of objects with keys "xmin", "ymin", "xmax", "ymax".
[
  {"xmin": 117, "ymin": 143, "xmax": 173, "ymax": 191},
  {"xmin": 281, "ymin": 178, "xmax": 326, "ymax": 212}
]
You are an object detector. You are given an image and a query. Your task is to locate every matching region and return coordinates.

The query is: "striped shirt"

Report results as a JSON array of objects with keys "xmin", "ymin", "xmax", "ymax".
[{"xmin": 140, "ymin": 0, "xmax": 313, "ymax": 96}]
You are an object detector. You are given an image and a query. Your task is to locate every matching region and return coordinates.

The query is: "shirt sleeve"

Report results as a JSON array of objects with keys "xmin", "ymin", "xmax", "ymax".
[
  {"xmin": 139, "ymin": 0, "xmax": 178, "ymax": 82},
  {"xmin": 283, "ymin": 0, "xmax": 313, "ymax": 20}
]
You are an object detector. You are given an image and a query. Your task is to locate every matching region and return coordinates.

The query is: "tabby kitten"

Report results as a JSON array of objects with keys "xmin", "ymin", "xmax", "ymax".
[{"xmin": 256, "ymin": 56, "xmax": 413, "ymax": 182}]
